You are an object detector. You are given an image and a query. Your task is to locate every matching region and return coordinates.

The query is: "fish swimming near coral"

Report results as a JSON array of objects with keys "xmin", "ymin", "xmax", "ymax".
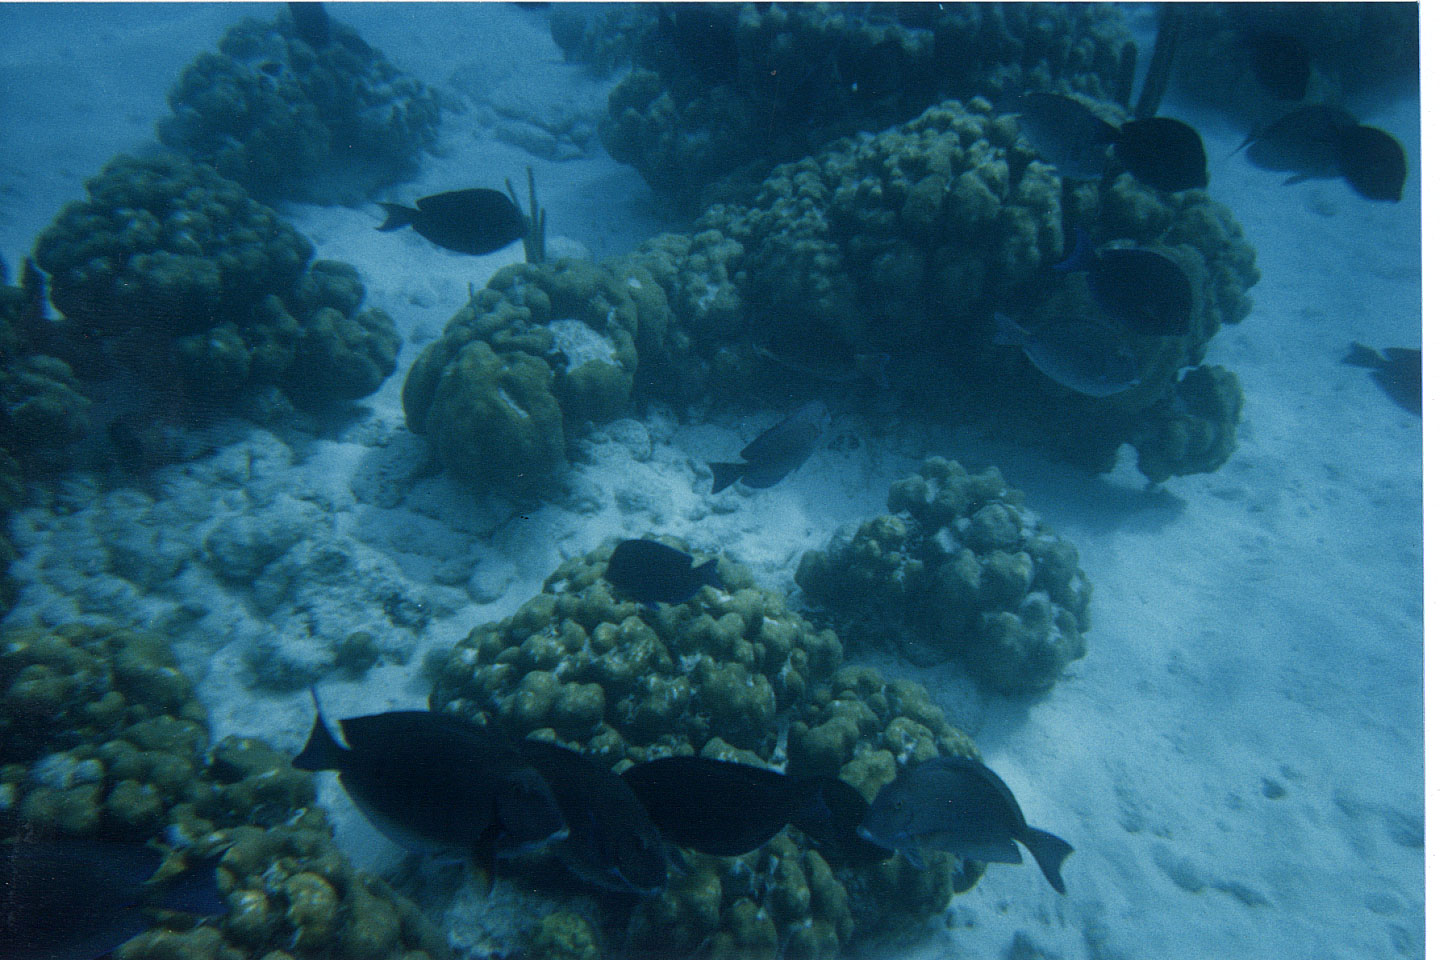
[
  {"xmin": 515, "ymin": 739, "xmax": 670, "ymax": 894},
  {"xmin": 1344, "ymin": 342, "xmax": 1420, "ymax": 415},
  {"xmin": 709, "ymin": 400, "xmax": 829, "ymax": 493},
  {"xmin": 377, "ymin": 188, "xmax": 527, "ymax": 255},
  {"xmin": 993, "ymin": 312, "xmax": 1140, "ymax": 397},
  {"xmin": 1017, "ymin": 93, "xmax": 1207, "ymax": 191},
  {"xmin": 858, "ymin": 756, "xmax": 1074, "ymax": 894},
  {"xmin": 288, "ymin": 2, "xmax": 331, "ymax": 49},
  {"xmin": 1053, "ymin": 229, "xmax": 1194, "ymax": 337},
  {"xmin": 787, "ymin": 774, "xmax": 892, "ymax": 864},
  {"xmin": 292, "ymin": 692, "xmax": 568, "ymax": 870},
  {"xmin": 604, "ymin": 539, "xmax": 723, "ymax": 607},
  {"xmin": 0, "ymin": 835, "xmax": 225, "ymax": 960}
]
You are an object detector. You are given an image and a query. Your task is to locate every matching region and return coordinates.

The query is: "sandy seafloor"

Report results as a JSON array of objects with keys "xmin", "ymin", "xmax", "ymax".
[{"xmin": 0, "ymin": 4, "xmax": 1424, "ymax": 959}]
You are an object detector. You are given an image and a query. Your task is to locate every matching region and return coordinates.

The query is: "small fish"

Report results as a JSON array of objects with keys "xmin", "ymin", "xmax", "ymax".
[
  {"xmin": 292, "ymin": 692, "xmax": 568, "ymax": 869},
  {"xmin": 1344, "ymin": 342, "xmax": 1420, "ymax": 415},
  {"xmin": 1016, "ymin": 92, "xmax": 1116, "ymax": 181},
  {"xmin": 993, "ymin": 312, "xmax": 1140, "ymax": 397},
  {"xmin": 1241, "ymin": 105, "xmax": 1357, "ymax": 182},
  {"xmin": 709, "ymin": 400, "xmax": 829, "ymax": 493},
  {"xmin": 1112, "ymin": 117, "xmax": 1208, "ymax": 192},
  {"xmin": 0, "ymin": 836, "xmax": 224, "ymax": 960},
  {"xmin": 516, "ymin": 739, "xmax": 670, "ymax": 894},
  {"xmin": 377, "ymin": 188, "xmax": 527, "ymax": 256},
  {"xmin": 858, "ymin": 756, "xmax": 1074, "ymax": 894},
  {"xmin": 1054, "ymin": 229, "xmax": 1194, "ymax": 337},
  {"xmin": 1246, "ymin": 32, "xmax": 1310, "ymax": 101},
  {"xmin": 1336, "ymin": 124, "xmax": 1406, "ymax": 202},
  {"xmin": 288, "ymin": 2, "xmax": 331, "ymax": 49},
  {"xmin": 604, "ymin": 539, "xmax": 722, "ymax": 607}
]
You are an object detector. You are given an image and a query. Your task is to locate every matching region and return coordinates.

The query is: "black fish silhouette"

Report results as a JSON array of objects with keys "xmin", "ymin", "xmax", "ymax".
[
  {"xmin": 604, "ymin": 539, "xmax": 722, "ymax": 607},
  {"xmin": 1054, "ymin": 229, "xmax": 1194, "ymax": 336},
  {"xmin": 1336, "ymin": 124, "xmax": 1406, "ymax": 202},
  {"xmin": 1017, "ymin": 93, "xmax": 1207, "ymax": 192},
  {"xmin": 377, "ymin": 188, "xmax": 527, "ymax": 255},
  {"xmin": 1344, "ymin": 342, "xmax": 1420, "ymax": 415},
  {"xmin": 1240, "ymin": 105, "xmax": 1356, "ymax": 181},
  {"xmin": 1112, "ymin": 117, "xmax": 1208, "ymax": 192},
  {"xmin": 710, "ymin": 400, "xmax": 829, "ymax": 493}
]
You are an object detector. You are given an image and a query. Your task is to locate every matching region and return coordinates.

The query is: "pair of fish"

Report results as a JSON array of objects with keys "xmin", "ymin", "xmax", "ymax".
[
  {"xmin": 377, "ymin": 188, "xmax": 529, "ymax": 255},
  {"xmin": 1241, "ymin": 105, "xmax": 1407, "ymax": 202},
  {"xmin": 709, "ymin": 400, "xmax": 829, "ymax": 493},
  {"xmin": 1016, "ymin": 92, "xmax": 1208, "ymax": 193},
  {"xmin": 1052, "ymin": 228, "xmax": 1194, "ymax": 338}
]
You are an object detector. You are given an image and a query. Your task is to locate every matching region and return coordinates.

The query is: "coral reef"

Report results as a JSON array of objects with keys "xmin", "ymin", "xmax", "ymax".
[
  {"xmin": 402, "ymin": 259, "xmax": 667, "ymax": 496},
  {"xmin": 0, "ymin": 621, "xmax": 451, "ymax": 960},
  {"xmin": 158, "ymin": 7, "xmax": 441, "ymax": 204},
  {"xmin": 797, "ymin": 458, "xmax": 1090, "ymax": 693},
  {"xmin": 431, "ymin": 539, "xmax": 976, "ymax": 959},
  {"xmin": 600, "ymin": 3, "xmax": 1135, "ymax": 204},
  {"xmin": 33, "ymin": 153, "xmax": 399, "ymax": 415}
]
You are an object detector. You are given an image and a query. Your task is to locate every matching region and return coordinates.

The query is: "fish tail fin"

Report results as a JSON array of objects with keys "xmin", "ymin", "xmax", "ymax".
[
  {"xmin": 709, "ymin": 462, "xmax": 746, "ymax": 494},
  {"xmin": 696, "ymin": 557, "xmax": 723, "ymax": 591},
  {"xmin": 1343, "ymin": 342, "xmax": 1385, "ymax": 369},
  {"xmin": 992, "ymin": 312, "xmax": 1028, "ymax": 347},
  {"xmin": 1021, "ymin": 827, "xmax": 1074, "ymax": 894},
  {"xmin": 377, "ymin": 203, "xmax": 417, "ymax": 232},
  {"xmin": 292, "ymin": 687, "xmax": 346, "ymax": 772},
  {"xmin": 152, "ymin": 853, "xmax": 226, "ymax": 916},
  {"xmin": 1052, "ymin": 226, "xmax": 1094, "ymax": 273}
]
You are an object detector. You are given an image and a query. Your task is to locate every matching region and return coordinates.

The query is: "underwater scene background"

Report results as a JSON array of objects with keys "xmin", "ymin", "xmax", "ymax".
[{"xmin": 0, "ymin": 3, "xmax": 1421, "ymax": 959}]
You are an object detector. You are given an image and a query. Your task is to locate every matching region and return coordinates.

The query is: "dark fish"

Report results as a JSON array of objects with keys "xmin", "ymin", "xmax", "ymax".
[
  {"xmin": 622, "ymin": 755, "xmax": 798, "ymax": 856},
  {"xmin": 1016, "ymin": 92, "xmax": 1116, "ymax": 181},
  {"xmin": 377, "ymin": 188, "xmax": 527, "ymax": 256},
  {"xmin": 1113, "ymin": 116, "xmax": 1208, "ymax": 192},
  {"xmin": 1054, "ymin": 229, "xmax": 1194, "ymax": 337},
  {"xmin": 1344, "ymin": 342, "xmax": 1420, "ymax": 415},
  {"xmin": 788, "ymin": 775, "xmax": 892, "ymax": 864},
  {"xmin": 994, "ymin": 312, "xmax": 1140, "ymax": 397},
  {"xmin": 1336, "ymin": 124, "xmax": 1406, "ymax": 202},
  {"xmin": 288, "ymin": 2, "xmax": 331, "ymax": 50},
  {"xmin": 516, "ymin": 739, "xmax": 669, "ymax": 894},
  {"xmin": 1241, "ymin": 105, "xmax": 1358, "ymax": 182},
  {"xmin": 709, "ymin": 400, "xmax": 829, "ymax": 493},
  {"xmin": 292, "ymin": 693, "xmax": 568, "ymax": 867},
  {"xmin": 0, "ymin": 836, "xmax": 224, "ymax": 960},
  {"xmin": 859, "ymin": 756, "xmax": 1074, "ymax": 894},
  {"xmin": 1247, "ymin": 32, "xmax": 1310, "ymax": 100},
  {"xmin": 604, "ymin": 539, "xmax": 723, "ymax": 607}
]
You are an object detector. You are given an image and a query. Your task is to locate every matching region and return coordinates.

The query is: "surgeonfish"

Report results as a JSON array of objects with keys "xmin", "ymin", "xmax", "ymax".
[
  {"xmin": 0, "ymin": 836, "xmax": 224, "ymax": 960},
  {"xmin": 858, "ymin": 756, "xmax": 1074, "ymax": 894},
  {"xmin": 377, "ymin": 188, "xmax": 527, "ymax": 255},
  {"xmin": 621, "ymin": 755, "xmax": 799, "ymax": 856},
  {"xmin": 1017, "ymin": 93, "xmax": 1208, "ymax": 191},
  {"xmin": 1335, "ymin": 124, "xmax": 1406, "ymax": 202},
  {"xmin": 604, "ymin": 539, "xmax": 723, "ymax": 607},
  {"xmin": 1240, "ymin": 106, "xmax": 1406, "ymax": 201},
  {"xmin": 709, "ymin": 400, "xmax": 829, "ymax": 493},
  {"xmin": 1054, "ymin": 228, "xmax": 1194, "ymax": 337},
  {"xmin": 993, "ymin": 312, "xmax": 1141, "ymax": 397}
]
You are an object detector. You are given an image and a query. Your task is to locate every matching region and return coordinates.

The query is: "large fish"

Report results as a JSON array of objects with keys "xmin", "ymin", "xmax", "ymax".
[
  {"xmin": 1017, "ymin": 93, "xmax": 1207, "ymax": 192},
  {"xmin": 377, "ymin": 188, "xmax": 527, "ymax": 255},
  {"xmin": 604, "ymin": 539, "xmax": 722, "ymax": 607},
  {"xmin": 858, "ymin": 756, "xmax": 1074, "ymax": 894},
  {"xmin": 709, "ymin": 400, "xmax": 829, "ymax": 493},
  {"xmin": 1054, "ymin": 228, "xmax": 1194, "ymax": 337},
  {"xmin": 0, "ymin": 836, "xmax": 224, "ymax": 960},
  {"xmin": 993, "ymin": 312, "xmax": 1140, "ymax": 397},
  {"xmin": 1240, "ymin": 105, "xmax": 1357, "ymax": 182},
  {"xmin": 292, "ymin": 693, "xmax": 568, "ymax": 869}
]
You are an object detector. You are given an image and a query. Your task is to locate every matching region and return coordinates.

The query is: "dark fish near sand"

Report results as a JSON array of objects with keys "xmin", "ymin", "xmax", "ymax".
[
  {"xmin": 1240, "ymin": 105, "xmax": 1356, "ymax": 181},
  {"xmin": 1054, "ymin": 229, "xmax": 1194, "ymax": 337},
  {"xmin": 377, "ymin": 188, "xmax": 527, "ymax": 256},
  {"xmin": 1247, "ymin": 32, "xmax": 1310, "ymax": 100},
  {"xmin": 516, "ymin": 739, "xmax": 669, "ymax": 894},
  {"xmin": 292, "ymin": 693, "xmax": 568, "ymax": 867},
  {"xmin": 710, "ymin": 400, "xmax": 829, "ymax": 493},
  {"xmin": 994, "ymin": 313, "xmax": 1140, "ymax": 397},
  {"xmin": 0, "ymin": 836, "xmax": 224, "ymax": 960},
  {"xmin": 859, "ymin": 756, "xmax": 1074, "ymax": 894},
  {"xmin": 605, "ymin": 539, "xmax": 722, "ymax": 607},
  {"xmin": 1017, "ymin": 93, "xmax": 1207, "ymax": 191},
  {"xmin": 288, "ymin": 2, "xmax": 331, "ymax": 49},
  {"xmin": 1344, "ymin": 342, "xmax": 1420, "ymax": 415},
  {"xmin": 1336, "ymin": 124, "xmax": 1406, "ymax": 202}
]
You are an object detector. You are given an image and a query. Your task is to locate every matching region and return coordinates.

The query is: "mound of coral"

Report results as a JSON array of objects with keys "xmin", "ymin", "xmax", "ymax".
[
  {"xmin": 33, "ymin": 153, "xmax": 399, "ymax": 416},
  {"xmin": 798, "ymin": 458, "xmax": 1090, "ymax": 694},
  {"xmin": 158, "ymin": 7, "xmax": 441, "ymax": 204},
  {"xmin": 599, "ymin": 2, "xmax": 1136, "ymax": 204},
  {"xmin": 431, "ymin": 539, "xmax": 979, "ymax": 959},
  {"xmin": 0, "ymin": 622, "xmax": 450, "ymax": 960}
]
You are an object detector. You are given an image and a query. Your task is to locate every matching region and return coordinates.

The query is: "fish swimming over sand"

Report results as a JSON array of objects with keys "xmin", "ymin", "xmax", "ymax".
[
  {"xmin": 1054, "ymin": 229, "xmax": 1194, "ymax": 337},
  {"xmin": 377, "ymin": 188, "xmax": 528, "ymax": 255},
  {"xmin": 858, "ymin": 756, "xmax": 1074, "ymax": 893},
  {"xmin": 604, "ymin": 539, "xmax": 722, "ymax": 607},
  {"xmin": 292, "ymin": 693, "xmax": 568, "ymax": 869},
  {"xmin": 1017, "ymin": 93, "xmax": 1207, "ymax": 192},
  {"xmin": 710, "ymin": 400, "xmax": 829, "ymax": 493},
  {"xmin": 994, "ymin": 312, "xmax": 1140, "ymax": 397},
  {"xmin": 1335, "ymin": 124, "xmax": 1406, "ymax": 202},
  {"xmin": 0, "ymin": 836, "xmax": 224, "ymax": 960},
  {"xmin": 516, "ymin": 739, "xmax": 670, "ymax": 894},
  {"xmin": 1241, "ymin": 106, "xmax": 1406, "ymax": 201},
  {"xmin": 1344, "ymin": 342, "xmax": 1420, "ymax": 415}
]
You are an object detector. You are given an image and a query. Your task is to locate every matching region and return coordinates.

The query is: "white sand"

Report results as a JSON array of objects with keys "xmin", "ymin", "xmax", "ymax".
[{"xmin": 0, "ymin": 5, "xmax": 1422, "ymax": 959}]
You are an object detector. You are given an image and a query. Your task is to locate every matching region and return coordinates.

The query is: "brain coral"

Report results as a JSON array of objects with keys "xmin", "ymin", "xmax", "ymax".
[
  {"xmin": 0, "ymin": 621, "xmax": 450, "ymax": 960},
  {"xmin": 158, "ymin": 7, "xmax": 441, "ymax": 204},
  {"xmin": 33, "ymin": 153, "xmax": 398, "ymax": 413},
  {"xmin": 431, "ymin": 539, "xmax": 978, "ymax": 959},
  {"xmin": 797, "ymin": 458, "xmax": 1090, "ymax": 694},
  {"xmin": 601, "ymin": 2, "xmax": 1135, "ymax": 203}
]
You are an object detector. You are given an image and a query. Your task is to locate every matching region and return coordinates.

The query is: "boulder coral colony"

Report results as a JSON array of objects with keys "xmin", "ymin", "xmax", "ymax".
[{"xmin": 0, "ymin": 5, "xmax": 1292, "ymax": 960}]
